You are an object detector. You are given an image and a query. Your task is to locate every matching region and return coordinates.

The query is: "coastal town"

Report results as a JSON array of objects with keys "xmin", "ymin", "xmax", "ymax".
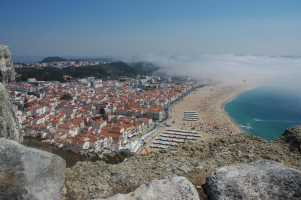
[
  {"xmin": 2, "ymin": 1, "xmax": 301, "ymax": 199},
  {"xmin": 13, "ymin": 60, "xmax": 111, "ymax": 69},
  {"xmin": 6, "ymin": 70, "xmax": 204, "ymax": 157}
]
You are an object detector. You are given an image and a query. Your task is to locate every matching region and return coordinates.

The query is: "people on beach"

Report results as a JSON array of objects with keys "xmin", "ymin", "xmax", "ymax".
[{"xmin": 184, "ymin": 86, "xmax": 239, "ymax": 136}]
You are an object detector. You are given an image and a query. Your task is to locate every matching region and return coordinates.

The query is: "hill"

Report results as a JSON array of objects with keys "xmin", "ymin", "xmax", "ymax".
[
  {"xmin": 15, "ymin": 62, "xmax": 160, "ymax": 82},
  {"xmin": 40, "ymin": 56, "xmax": 68, "ymax": 63},
  {"xmin": 72, "ymin": 57, "xmax": 115, "ymax": 62}
]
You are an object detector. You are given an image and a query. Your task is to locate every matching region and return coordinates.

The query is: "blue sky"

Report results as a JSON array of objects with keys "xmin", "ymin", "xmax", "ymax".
[{"xmin": 1, "ymin": 0, "xmax": 301, "ymax": 57}]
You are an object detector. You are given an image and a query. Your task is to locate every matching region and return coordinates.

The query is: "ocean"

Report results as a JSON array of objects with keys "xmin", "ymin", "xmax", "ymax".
[{"xmin": 224, "ymin": 86, "xmax": 301, "ymax": 141}]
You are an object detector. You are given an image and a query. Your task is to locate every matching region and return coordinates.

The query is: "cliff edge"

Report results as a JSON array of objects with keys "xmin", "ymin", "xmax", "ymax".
[
  {"xmin": 275, "ymin": 126, "xmax": 301, "ymax": 153},
  {"xmin": 0, "ymin": 45, "xmax": 22, "ymax": 143},
  {"xmin": 64, "ymin": 126, "xmax": 301, "ymax": 200}
]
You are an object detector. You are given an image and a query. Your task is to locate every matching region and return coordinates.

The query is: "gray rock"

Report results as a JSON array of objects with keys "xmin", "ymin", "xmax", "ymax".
[
  {"xmin": 0, "ymin": 83, "xmax": 23, "ymax": 143},
  {"xmin": 205, "ymin": 159, "xmax": 301, "ymax": 200},
  {"xmin": 279, "ymin": 126, "xmax": 301, "ymax": 153},
  {"xmin": 94, "ymin": 176, "xmax": 200, "ymax": 200},
  {"xmin": 0, "ymin": 138, "xmax": 66, "ymax": 200},
  {"xmin": 0, "ymin": 45, "xmax": 15, "ymax": 85},
  {"xmin": 0, "ymin": 45, "xmax": 22, "ymax": 143}
]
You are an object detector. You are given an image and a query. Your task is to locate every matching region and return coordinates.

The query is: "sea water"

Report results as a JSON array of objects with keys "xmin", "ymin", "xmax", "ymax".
[{"xmin": 224, "ymin": 86, "xmax": 301, "ymax": 141}]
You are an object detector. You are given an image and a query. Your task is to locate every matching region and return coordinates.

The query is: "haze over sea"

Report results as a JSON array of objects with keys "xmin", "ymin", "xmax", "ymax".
[{"xmin": 225, "ymin": 83, "xmax": 301, "ymax": 141}]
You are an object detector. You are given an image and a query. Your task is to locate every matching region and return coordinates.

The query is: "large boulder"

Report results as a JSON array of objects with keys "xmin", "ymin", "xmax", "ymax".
[
  {"xmin": 205, "ymin": 159, "xmax": 301, "ymax": 200},
  {"xmin": 0, "ymin": 138, "xmax": 66, "ymax": 200},
  {"xmin": 94, "ymin": 176, "xmax": 200, "ymax": 200},
  {"xmin": 0, "ymin": 45, "xmax": 22, "ymax": 143},
  {"xmin": 0, "ymin": 45, "xmax": 15, "ymax": 85},
  {"xmin": 0, "ymin": 83, "xmax": 23, "ymax": 143}
]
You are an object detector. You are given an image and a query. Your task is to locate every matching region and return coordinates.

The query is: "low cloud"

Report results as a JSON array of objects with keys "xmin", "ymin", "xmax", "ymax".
[{"xmin": 121, "ymin": 53, "xmax": 301, "ymax": 86}]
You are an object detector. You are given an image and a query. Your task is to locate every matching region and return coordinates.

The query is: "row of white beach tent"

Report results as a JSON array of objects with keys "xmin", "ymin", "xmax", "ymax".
[
  {"xmin": 150, "ymin": 145, "xmax": 169, "ymax": 149},
  {"xmin": 182, "ymin": 118, "xmax": 198, "ymax": 121},
  {"xmin": 183, "ymin": 111, "xmax": 199, "ymax": 121},
  {"xmin": 153, "ymin": 141, "xmax": 178, "ymax": 146},
  {"xmin": 151, "ymin": 126, "xmax": 202, "ymax": 149},
  {"xmin": 156, "ymin": 137, "xmax": 185, "ymax": 143},
  {"xmin": 184, "ymin": 113, "xmax": 199, "ymax": 116},
  {"xmin": 184, "ymin": 114, "xmax": 199, "ymax": 117},
  {"xmin": 163, "ymin": 131, "xmax": 202, "ymax": 137},
  {"xmin": 167, "ymin": 128, "xmax": 199, "ymax": 134},
  {"xmin": 160, "ymin": 134, "xmax": 199, "ymax": 140}
]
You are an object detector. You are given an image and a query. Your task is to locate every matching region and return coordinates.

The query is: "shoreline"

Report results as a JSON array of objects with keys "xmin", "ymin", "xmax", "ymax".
[
  {"xmin": 220, "ymin": 90, "xmax": 246, "ymax": 134},
  {"xmin": 144, "ymin": 83, "xmax": 254, "ymax": 151},
  {"xmin": 221, "ymin": 84, "xmax": 259, "ymax": 135}
]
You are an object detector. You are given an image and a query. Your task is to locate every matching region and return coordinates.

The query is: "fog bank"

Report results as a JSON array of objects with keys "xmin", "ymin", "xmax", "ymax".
[{"xmin": 122, "ymin": 53, "xmax": 301, "ymax": 86}]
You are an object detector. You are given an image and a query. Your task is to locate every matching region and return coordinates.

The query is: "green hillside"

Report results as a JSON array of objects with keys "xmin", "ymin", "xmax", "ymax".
[
  {"xmin": 16, "ymin": 62, "xmax": 160, "ymax": 82},
  {"xmin": 40, "ymin": 56, "xmax": 68, "ymax": 63}
]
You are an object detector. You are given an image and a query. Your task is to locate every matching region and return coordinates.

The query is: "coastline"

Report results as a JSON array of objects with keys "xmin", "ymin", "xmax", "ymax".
[
  {"xmin": 222, "ymin": 105, "xmax": 246, "ymax": 134},
  {"xmin": 221, "ymin": 85, "xmax": 259, "ymax": 134},
  {"xmin": 144, "ymin": 83, "xmax": 254, "ymax": 151},
  {"xmin": 167, "ymin": 84, "xmax": 253, "ymax": 139},
  {"xmin": 220, "ymin": 89, "xmax": 247, "ymax": 134}
]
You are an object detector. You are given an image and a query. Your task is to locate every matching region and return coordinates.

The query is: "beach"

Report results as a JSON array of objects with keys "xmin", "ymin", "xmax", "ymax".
[{"xmin": 144, "ymin": 84, "xmax": 251, "ymax": 151}]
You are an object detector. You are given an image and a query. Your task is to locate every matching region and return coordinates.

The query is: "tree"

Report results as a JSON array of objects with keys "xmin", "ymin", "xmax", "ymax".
[
  {"xmin": 21, "ymin": 74, "xmax": 28, "ymax": 81},
  {"xmin": 99, "ymin": 107, "xmax": 106, "ymax": 120},
  {"xmin": 59, "ymin": 93, "xmax": 73, "ymax": 100},
  {"xmin": 24, "ymin": 97, "xmax": 29, "ymax": 108},
  {"xmin": 99, "ymin": 107, "xmax": 105, "ymax": 115}
]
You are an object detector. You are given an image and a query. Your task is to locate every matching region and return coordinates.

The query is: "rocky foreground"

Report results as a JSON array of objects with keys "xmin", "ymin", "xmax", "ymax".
[
  {"xmin": 64, "ymin": 126, "xmax": 301, "ymax": 200},
  {"xmin": 95, "ymin": 176, "xmax": 200, "ymax": 200},
  {"xmin": 0, "ymin": 45, "xmax": 23, "ymax": 143},
  {"xmin": 205, "ymin": 159, "xmax": 301, "ymax": 199},
  {"xmin": 0, "ymin": 138, "xmax": 66, "ymax": 199}
]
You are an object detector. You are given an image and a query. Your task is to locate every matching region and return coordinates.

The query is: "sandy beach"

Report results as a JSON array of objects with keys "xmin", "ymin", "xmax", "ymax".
[
  {"xmin": 144, "ymin": 83, "xmax": 252, "ymax": 151},
  {"xmin": 169, "ymin": 84, "xmax": 251, "ymax": 141}
]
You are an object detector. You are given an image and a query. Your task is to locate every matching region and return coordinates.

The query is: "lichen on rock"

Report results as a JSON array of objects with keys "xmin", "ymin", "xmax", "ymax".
[
  {"xmin": 0, "ymin": 83, "xmax": 23, "ymax": 143},
  {"xmin": 0, "ymin": 138, "xmax": 66, "ymax": 200},
  {"xmin": 93, "ymin": 176, "xmax": 200, "ymax": 200},
  {"xmin": 205, "ymin": 159, "xmax": 301, "ymax": 199},
  {"xmin": 0, "ymin": 45, "xmax": 15, "ymax": 85},
  {"xmin": 0, "ymin": 45, "xmax": 22, "ymax": 143}
]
